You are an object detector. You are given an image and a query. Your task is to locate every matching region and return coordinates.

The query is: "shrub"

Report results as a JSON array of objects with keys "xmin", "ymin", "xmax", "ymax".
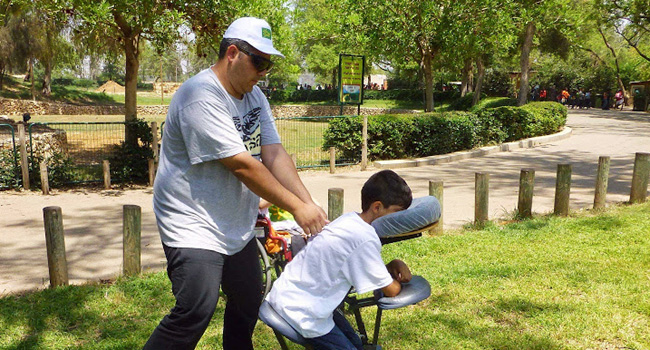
[
  {"xmin": 469, "ymin": 97, "xmax": 518, "ymax": 112},
  {"xmin": 29, "ymin": 151, "xmax": 77, "ymax": 188},
  {"xmin": 448, "ymin": 92, "xmax": 487, "ymax": 111},
  {"xmin": 0, "ymin": 149, "xmax": 20, "ymax": 189},
  {"xmin": 323, "ymin": 102, "xmax": 567, "ymax": 162},
  {"xmin": 108, "ymin": 119, "xmax": 154, "ymax": 184}
]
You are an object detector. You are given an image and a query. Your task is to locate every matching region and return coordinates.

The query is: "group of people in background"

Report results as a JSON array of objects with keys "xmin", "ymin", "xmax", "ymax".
[{"xmin": 531, "ymin": 84, "xmax": 626, "ymax": 110}]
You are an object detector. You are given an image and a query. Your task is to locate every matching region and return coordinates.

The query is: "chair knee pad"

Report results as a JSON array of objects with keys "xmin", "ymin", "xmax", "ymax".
[{"xmin": 375, "ymin": 275, "xmax": 431, "ymax": 310}]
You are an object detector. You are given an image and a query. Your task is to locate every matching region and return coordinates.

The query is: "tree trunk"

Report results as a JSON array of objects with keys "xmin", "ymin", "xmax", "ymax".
[
  {"xmin": 422, "ymin": 51, "xmax": 434, "ymax": 112},
  {"xmin": 30, "ymin": 57, "xmax": 35, "ymax": 101},
  {"xmin": 0, "ymin": 61, "xmax": 5, "ymax": 90},
  {"xmin": 518, "ymin": 21, "xmax": 536, "ymax": 106},
  {"xmin": 461, "ymin": 59, "xmax": 473, "ymax": 97},
  {"xmin": 124, "ymin": 34, "xmax": 140, "ymax": 146},
  {"xmin": 598, "ymin": 27, "xmax": 628, "ymax": 104},
  {"xmin": 42, "ymin": 60, "xmax": 52, "ymax": 96},
  {"xmin": 472, "ymin": 58, "xmax": 485, "ymax": 107}
]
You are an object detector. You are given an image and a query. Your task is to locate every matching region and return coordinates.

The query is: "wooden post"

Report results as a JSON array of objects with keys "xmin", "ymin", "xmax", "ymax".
[
  {"xmin": 554, "ymin": 164, "xmax": 572, "ymax": 216},
  {"xmin": 123, "ymin": 205, "xmax": 142, "ymax": 276},
  {"xmin": 328, "ymin": 188, "xmax": 344, "ymax": 221},
  {"xmin": 517, "ymin": 169, "xmax": 535, "ymax": 218},
  {"xmin": 43, "ymin": 206, "xmax": 68, "ymax": 287},
  {"xmin": 40, "ymin": 161, "xmax": 49, "ymax": 195},
  {"xmin": 594, "ymin": 156, "xmax": 610, "ymax": 209},
  {"xmin": 329, "ymin": 147, "xmax": 336, "ymax": 174},
  {"xmin": 103, "ymin": 160, "xmax": 111, "ymax": 190},
  {"xmin": 361, "ymin": 115, "xmax": 368, "ymax": 170},
  {"xmin": 630, "ymin": 152, "xmax": 650, "ymax": 204},
  {"xmin": 428, "ymin": 180, "xmax": 443, "ymax": 234},
  {"xmin": 475, "ymin": 172, "xmax": 489, "ymax": 225},
  {"xmin": 151, "ymin": 121, "xmax": 159, "ymax": 163},
  {"xmin": 148, "ymin": 159, "xmax": 156, "ymax": 186},
  {"xmin": 18, "ymin": 123, "xmax": 29, "ymax": 190}
]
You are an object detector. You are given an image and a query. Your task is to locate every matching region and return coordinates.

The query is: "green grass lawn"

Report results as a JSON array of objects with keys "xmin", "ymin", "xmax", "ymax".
[{"xmin": 1, "ymin": 202, "xmax": 649, "ymax": 349}]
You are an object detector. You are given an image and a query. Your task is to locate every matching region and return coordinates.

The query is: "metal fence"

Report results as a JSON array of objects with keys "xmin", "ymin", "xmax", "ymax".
[
  {"xmin": 0, "ymin": 123, "xmax": 19, "ymax": 189},
  {"xmin": 28, "ymin": 122, "xmax": 132, "ymax": 184},
  {"xmin": 0, "ymin": 116, "xmax": 355, "ymax": 189},
  {"xmin": 275, "ymin": 115, "xmax": 357, "ymax": 169}
]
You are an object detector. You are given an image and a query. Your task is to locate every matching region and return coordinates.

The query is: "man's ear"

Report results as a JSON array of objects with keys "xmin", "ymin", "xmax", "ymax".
[{"xmin": 226, "ymin": 45, "xmax": 240, "ymax": 61}]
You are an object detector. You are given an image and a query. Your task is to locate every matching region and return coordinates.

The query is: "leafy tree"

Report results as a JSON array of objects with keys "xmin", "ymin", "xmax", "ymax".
[{"xmin": 514, "ymin": 0, "xmax": 577, "ymax": 106}]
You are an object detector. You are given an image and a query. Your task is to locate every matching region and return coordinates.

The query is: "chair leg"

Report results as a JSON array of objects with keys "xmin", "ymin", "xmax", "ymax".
[
  {"xmin": 272, "ymin": 329, "xmax": 292, "ymax": 350},
  {"xmin": 371, "ymin": 308, "xmax": 383, "ymax": 346}
]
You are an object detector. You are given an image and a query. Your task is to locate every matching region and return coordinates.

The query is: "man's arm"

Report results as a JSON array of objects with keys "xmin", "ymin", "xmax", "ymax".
[
  {"xmin": 261, "ymin": 143, "xmax": 328, "ymax": 220},
  {"xmin": 219, "ymin": 151, "xmax": 327, "ymax": 235},
  {"xmin": 261, "ymin": 144, "xmax": 318, "ymax": 204}
]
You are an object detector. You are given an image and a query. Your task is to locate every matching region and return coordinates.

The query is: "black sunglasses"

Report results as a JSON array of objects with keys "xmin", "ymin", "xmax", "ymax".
[{"xmin": 238, "ymin": 47, "xmax": 274, "ymax": 73}]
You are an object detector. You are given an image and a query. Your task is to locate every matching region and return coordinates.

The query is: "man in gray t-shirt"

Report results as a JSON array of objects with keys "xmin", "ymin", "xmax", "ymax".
[{"xmin": 143, "ymin": 17, "xmax": 328, "ymax": 350}]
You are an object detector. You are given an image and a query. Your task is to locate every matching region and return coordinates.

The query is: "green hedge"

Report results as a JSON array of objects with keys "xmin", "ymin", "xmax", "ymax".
[
  {"xmin": 268, "ymin": 88, "xmax": 458, "ymax": 104},
  {"xmin": 323, "ymin": 102, "xmax": 567, "ymax": 161}
]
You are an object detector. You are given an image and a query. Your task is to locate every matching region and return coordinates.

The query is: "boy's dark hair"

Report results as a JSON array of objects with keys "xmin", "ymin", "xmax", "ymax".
[
  {"xmin": 361, "ymin": 170, "xmax": 412, "ymax": 212},
  {"xmin": 218, "ymin": 38, "xmax": 254, "ymax": 59}
]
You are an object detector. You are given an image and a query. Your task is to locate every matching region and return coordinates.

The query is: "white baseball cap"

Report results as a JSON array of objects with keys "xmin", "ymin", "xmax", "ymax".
[{"xmin": 224, "ymin": 17, "xmax": 285, "ymax": 58}]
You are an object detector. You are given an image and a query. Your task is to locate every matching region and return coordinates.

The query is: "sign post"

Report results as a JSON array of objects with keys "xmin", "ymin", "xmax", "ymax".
[{"xmin": 338, "ymin": 54, "xmax": 365, "ymax": 115}]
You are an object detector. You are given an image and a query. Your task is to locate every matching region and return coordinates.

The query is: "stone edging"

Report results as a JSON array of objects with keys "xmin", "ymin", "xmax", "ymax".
[{"xmin": 374, "ymin": 127, "xmax": 573, "ymax": 169}]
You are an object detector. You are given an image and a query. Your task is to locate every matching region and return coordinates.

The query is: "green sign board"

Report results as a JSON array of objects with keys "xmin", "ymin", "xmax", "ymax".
[{"xmin": 338, "ymin": 54, "xmax": 365, "ymax": 105}]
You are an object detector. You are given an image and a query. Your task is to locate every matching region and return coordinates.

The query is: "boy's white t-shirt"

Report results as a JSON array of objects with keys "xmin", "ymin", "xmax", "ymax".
[{"xmin": 266, "ymin": 212, "xmax": 394, "ymax": 338}]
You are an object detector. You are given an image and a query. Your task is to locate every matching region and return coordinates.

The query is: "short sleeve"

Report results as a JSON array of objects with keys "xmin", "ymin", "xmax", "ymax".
[
  {"xmin": 341, "ymin": 241, "xmax": 393, "ymax": 294},
  {"xmin": 260, "ymin": 96, "xmax": 281, "ymax": 146},
  {"xmin": 179, "ymin": 100, "xmax": 247, "ymax": 164}
]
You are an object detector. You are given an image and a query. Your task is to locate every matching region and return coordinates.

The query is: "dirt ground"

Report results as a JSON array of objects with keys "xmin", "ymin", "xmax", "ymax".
[{"xmin": 2, "ymin": 108, "xmax": 649, "ymax": 296}]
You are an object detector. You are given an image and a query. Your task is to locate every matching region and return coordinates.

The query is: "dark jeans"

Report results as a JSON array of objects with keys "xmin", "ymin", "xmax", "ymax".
[
  {"xmin": 142, "ymin": 239, "xmax": 262, "ymax": 350},
  {"xmin": 306, "ymin": 310, "xmax": 363, "ymax": 350}
]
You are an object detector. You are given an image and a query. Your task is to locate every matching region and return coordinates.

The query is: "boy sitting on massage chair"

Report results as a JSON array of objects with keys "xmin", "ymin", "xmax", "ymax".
[{"xmin": 265, "ymin": 170, "xmax": 413, "ymax": 350}]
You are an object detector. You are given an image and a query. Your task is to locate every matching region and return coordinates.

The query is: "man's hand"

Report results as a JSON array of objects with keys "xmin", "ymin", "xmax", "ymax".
[
  {"xmin": 386, "ymin": 259, "xmax": 411, "ymax": 283},
  {"xmin": 293, "ymin": 202, "xmax": 329, "ymax": 236}
]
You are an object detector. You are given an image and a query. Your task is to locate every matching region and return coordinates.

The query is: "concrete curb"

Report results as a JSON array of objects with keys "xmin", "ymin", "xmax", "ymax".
[{"xmin": 374, "ymin": 127, "xmax": 573, "ymax": 169}]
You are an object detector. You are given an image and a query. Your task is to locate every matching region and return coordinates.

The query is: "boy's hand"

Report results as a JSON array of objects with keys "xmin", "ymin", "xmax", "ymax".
[{"xmin": 386, "ymin": 259, "xmax": 411, "ymax": 283}]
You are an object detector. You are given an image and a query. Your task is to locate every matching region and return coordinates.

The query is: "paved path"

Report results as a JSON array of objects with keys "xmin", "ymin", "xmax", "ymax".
[{"xmin": 1, "ymin": 108, "xmax": 649, "ymax": 295}]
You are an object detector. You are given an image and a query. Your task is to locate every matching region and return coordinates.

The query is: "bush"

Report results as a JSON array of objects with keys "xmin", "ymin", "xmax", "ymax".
[
  {"xmin": 52, "ymin": 77, "xmax": 98, "ymax": 88},
  {"xmin": 107, "ymin": 119, "xmax": 154, "ymax": 184},
  {"xmin": 29, "ymin": 151, "xmax": 76, "ymax": 188},
  {"xmin": 469, "ymin": 97, "xmax": 518, "ymax": 112},
  {"xmin": 448, "ymin": 92, "xmax": 487, "ymax": 111},
  {"xmin": 268, "ymin": 88, "xmax": 458, "ymax": 104},
  {"xmin": 0, "ymin": 149, "xmax": 20, "ymax": 189},
  {"xmin": 323, "ymin": 102, "xmax": 567, "ymax": 162}
]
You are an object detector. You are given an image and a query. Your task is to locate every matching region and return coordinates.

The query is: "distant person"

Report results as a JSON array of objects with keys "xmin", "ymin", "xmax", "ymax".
[
  {"xmin": 561, "ymin": 88, "xmax": 570, "ymax": 105},
  {"xmin": 615, "ymin": 89, "xmax": 624, "ymax": 110},
  {"xmin": 602, "ymin": 91, "xmax": 610, "ymax": 110},
  {"xmin": 585, "ymin": 90, "xmax": 591, "ymax": 109},
  {"xmin": 539, "ymin": 89, "xmax": 547, "ymax": 101}
]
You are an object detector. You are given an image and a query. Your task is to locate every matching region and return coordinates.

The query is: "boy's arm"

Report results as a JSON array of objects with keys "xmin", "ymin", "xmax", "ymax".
[{"xmin": 381, "ymin": 259, "xmax": 412, "ymax": 297}]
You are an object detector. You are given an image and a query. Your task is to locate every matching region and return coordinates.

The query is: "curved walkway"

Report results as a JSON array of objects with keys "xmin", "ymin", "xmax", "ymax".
[{"xmin": 1, "ymin": 108, "xmax": 649, "ymax": 295}]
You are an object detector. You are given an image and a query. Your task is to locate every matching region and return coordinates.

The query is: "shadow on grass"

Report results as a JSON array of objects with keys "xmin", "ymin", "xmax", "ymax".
[{"xmin": 0, "ymin": 274, "xmax": 173, "ymax": 350}]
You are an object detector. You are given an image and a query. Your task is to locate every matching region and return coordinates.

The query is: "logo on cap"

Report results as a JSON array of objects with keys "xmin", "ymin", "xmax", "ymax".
[{"xmin": 262, "ymin": 28, "xmax": 272, "ymax": 40}]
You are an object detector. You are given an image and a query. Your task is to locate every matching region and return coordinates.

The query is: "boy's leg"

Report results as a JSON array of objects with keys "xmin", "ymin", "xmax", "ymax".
[
  {"xmin": 333, "ymin": 309, "xmax": 364, "ymax": 350},
  {"xmin": 307, "ymin": 324, "xmax": 361, "ymax": 350},
  {"xmin": 143, "ymin": 246, "xmax": 225, "ymax": 350},
  {"xmin": 221, "ymin": 238, "xmax": 263, "ymax": 350}
]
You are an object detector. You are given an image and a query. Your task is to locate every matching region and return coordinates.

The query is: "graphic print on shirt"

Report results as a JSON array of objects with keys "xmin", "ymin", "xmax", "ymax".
[{"xmin": 233, "ymin": 107, "xmax": 262, "ymax": 157}]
